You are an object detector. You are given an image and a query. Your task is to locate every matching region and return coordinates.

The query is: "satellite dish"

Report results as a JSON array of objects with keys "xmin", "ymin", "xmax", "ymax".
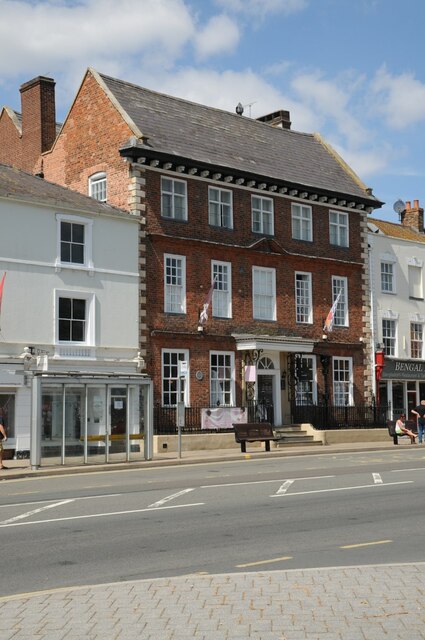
[{"xmin": 393, "ymin": 199, "xmax": 405, "ymax": 215}]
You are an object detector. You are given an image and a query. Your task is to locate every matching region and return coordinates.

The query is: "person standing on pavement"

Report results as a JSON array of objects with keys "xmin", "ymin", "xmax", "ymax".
[
  {"xmin": 411, "ymin": 400, "xmax": 425, "ymax": 444},
  {"xmin": 0, "ymin": 417, "xmax": 7, "ymax": 469}
]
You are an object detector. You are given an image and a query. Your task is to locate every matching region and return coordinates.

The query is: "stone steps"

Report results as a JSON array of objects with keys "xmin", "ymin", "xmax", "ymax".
[{"xmin": 274, "ymin": 424, "xmax": 322, "ymax": 447}]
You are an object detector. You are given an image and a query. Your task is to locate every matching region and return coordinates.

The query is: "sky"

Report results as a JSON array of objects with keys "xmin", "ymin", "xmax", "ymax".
[{"xmin": 1, "ymin": 0, "xmax": 424, "ymax": 222}]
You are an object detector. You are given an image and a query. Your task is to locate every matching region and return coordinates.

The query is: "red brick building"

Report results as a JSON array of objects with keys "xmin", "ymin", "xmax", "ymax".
[{"xmin": 0, "ymin": 69, "xmax": 382, "ymax": 426}]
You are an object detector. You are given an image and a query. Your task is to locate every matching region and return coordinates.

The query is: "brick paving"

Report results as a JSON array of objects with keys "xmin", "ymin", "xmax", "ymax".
[{"xmin": 1, "ymin": 563, "xmax": 425, "ymax": 639}]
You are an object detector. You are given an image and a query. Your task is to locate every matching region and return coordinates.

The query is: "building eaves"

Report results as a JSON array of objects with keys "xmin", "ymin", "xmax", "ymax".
[
  {"xmin": 0, "ymin": 163, "xmax": 135, "ymax": 220},
  {"xmin": 368, "ymin": 218, "xmax": 425, "ymax": 244}
]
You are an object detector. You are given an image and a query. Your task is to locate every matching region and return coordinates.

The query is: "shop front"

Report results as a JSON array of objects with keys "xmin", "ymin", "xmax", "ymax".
[
  {"xmin": 379, "ymin": 359, "xmax": 425, "ymax": 418},
  {"xmin": 31, "ymin": 372, "xmax": 153, "ymax": 467}
]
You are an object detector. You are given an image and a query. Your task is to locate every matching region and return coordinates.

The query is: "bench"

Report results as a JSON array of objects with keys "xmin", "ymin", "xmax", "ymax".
[
  {"xmin": 387, "ymin": 420, "xmax": 417, "ymax": 445},
  {"xmin": 233, "ymin": 422, "xmax": 278, "ymax": 453}
]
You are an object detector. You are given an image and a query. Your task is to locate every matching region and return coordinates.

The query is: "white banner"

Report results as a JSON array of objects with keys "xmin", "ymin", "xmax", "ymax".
[{"xmin": 201, "ymin": 407, "xmax": 248, "ymax": 430}]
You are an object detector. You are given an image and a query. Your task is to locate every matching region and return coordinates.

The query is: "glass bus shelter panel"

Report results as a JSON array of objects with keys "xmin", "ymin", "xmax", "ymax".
[
  {"xmin": 128, "ymin": 385, "xmax": 145, "ymax": 461},
  {"xmin": 87, "ymin": 386, "xmax": 107, "ymax": 464},
  {"xmin": 108, "ymin": 387, "xmax": 127, "ymax": 463},
  {"xmin": 64, "ymin": 386, "xmax": 85, "ymax": 464},
  {"xmin": 41, "ymin": 388, "xmax": 64, "ymax": 465}
]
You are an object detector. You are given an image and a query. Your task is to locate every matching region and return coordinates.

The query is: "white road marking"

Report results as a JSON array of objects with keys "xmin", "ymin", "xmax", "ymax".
[
  {"xmin": 275, "ymin": 480, "xmax": 294, "ymax": 496},
  {"xmin": 0, "ymin": 493, "xmax": 121, "ymax": 510},
  {"xmin": 148, "ymin": 488, "xmax": 195, "ymax": 508},
  {"xmin": 201, "ymin": 475, "xmax": 334, "ymax": 489},
  {"xmin": 270, "ymin": 480, "xmax": 413, "ymax": 497},
  {"xmin": 373, "ymin": 473, "xmax": 383, "ymax": 484},
  {"xmin": 0, "ymin": 499, "xmax": 74, "ymax": 525},
  {"xmin": 0, "ymin": 502, "xmax": 205, "ymax": 528}
]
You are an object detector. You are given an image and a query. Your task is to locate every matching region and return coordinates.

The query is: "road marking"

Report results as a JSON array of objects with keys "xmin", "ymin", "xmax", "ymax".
[
  {"xmin": 0, "ymin": 499, "xmax": 74, "ymax": 525},
  {"xmin": 373, "ymin": 473, "xmax": 383, "ymax": 484},
  {"xmin": 391, "ymin": 468, "xmax": 425, "ymax": 473},
  {"xmin": 341, "ymin": 540, "xmax": 392, "ymax": 549},
  {"xmin": 0, "ymin": 493, "xmax": 122, "ymax": 510},
  {"xmin": 8, "ymin": 491, "xmax": 40, "ymax": 496},
  {"xmin": 275, "ymin": 480, "xmax": 294, "ymax": 496},
  {"xmin": 270, "ymin": 480, "xmax": 413, "ymax": 497},
  {"xmin": 236, "ymin": 556, "xmax": 293, "ymax": 568},
  {"xmin": 148, "ymin": 488, "xmax": 195, "ymax": 508},
  {"xmin": 201, "ymin": 475, "xmax": 334, "ymax": 489},
  {"xmin": 0, "ymin": 502, "xmax": 205, "ymax": 528}
]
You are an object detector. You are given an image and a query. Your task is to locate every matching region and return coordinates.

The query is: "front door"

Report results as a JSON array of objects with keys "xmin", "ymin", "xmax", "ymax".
[{"xmin": 257, "ymin": 374, "xmax": 274, "ymax": 424}]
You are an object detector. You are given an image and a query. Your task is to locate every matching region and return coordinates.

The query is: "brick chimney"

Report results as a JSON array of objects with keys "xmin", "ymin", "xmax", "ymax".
[
  {"xmin": 20, "ymin": 76, "xmax": 56, "ymax": 172},
  {"xmin": 401, "ymin": 199, "xmax": 424, "ymax": 233},
  {"xmin": 256, "ymin": 109, "xmax": 291, "ymax": 130}
]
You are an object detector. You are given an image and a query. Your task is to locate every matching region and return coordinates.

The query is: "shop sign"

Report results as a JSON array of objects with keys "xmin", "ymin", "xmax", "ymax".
[{"xmin": 381, "ymin": 359, "xmax": 425, "ymax": 380}]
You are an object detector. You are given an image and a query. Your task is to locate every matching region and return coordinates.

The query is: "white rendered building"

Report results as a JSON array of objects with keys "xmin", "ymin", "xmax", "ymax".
[
  {"xmin": 369, "ymin": 200, "xmax": 425, "ymax": 417},
  {"xmin": 0, "ymin": 164, "xmax": 152, "ymax": 465}
]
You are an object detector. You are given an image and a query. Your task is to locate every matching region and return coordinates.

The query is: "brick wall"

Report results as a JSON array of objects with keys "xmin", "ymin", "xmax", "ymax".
[{"xmin": 0, "ymin": 109, "xmax": 22, "ymax": 168}]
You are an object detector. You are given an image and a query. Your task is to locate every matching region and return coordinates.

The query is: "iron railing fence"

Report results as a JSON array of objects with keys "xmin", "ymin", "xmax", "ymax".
[
  {"xmin": 154, "ymin": 401, "xmax": 389, "ymax": 434},
  {"xmin": 292, "ymin": 403, "xmax": 390, "ymax": 430},
  {"xmin": 153, "ymin": 400, "xmax": 272, "ymax": 435}
]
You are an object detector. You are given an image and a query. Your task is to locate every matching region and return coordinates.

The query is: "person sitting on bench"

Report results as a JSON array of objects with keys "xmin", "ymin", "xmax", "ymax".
[{"xmin": 395, "ymin": 414, "xmax": 417, "ymax": 444}]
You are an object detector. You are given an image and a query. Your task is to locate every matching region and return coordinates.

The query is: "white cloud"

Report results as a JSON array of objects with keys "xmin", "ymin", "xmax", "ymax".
[
  {"xmin": 371, "ymin": 66, "xmax": 425, "ymax": 129},
  {"xmin": 0, "ymin": 0, "xmax": 195, "ymax": 76},
  {"xmin": 194, "ymin": 14, "xmax": 240, "ymax": 59},
  {"xmin": 291, "ymin": 71, "xmax": 370, "ymax": 147},
  {"xmin": 215, "ymin": 0, "xmax": 308, "ymax": 18}
]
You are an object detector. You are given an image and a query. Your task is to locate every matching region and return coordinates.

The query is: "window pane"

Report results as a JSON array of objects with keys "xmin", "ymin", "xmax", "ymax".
[
  {"xmin": 59, "ymin": 297, "xmax": 71, "ymax": 318},
  {"xmin": 73, "ymin": 299, "xmax": 86, "ymax": 320},
  {"xmin": 61, "ymin": 221, "xmax": 71, "ymax": 241}
]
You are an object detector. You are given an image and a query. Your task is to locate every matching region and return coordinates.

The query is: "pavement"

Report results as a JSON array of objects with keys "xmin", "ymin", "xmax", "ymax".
[{"xmin": 1, "ymin": 439, "xmax": 424, "ymax": 639}]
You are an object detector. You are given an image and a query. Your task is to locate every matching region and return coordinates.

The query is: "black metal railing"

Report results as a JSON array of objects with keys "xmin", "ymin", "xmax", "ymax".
[
  {"xmin": 292, "ymin": 402, "xmax": 390, "ymax": 430},
  {"xmin": 153, "ymin": 400, "xmax": 274, "ymax": 435},
  {"xmin": 154, "ymin": 401, "xmax": 389, "ymax": 435}
]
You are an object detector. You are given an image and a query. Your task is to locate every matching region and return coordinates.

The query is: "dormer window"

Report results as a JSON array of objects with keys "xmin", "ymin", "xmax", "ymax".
[{"xmin": 89, "ymin": 172, "xmax": 107, "ymax": 202}]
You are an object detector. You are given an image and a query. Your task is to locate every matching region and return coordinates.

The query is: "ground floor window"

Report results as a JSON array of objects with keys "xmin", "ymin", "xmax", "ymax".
[
  {"xmin": 0, "ymin": 394, "xmax": 15, "ymax": 438},
  {"xmin": 295, "ymin": 356, "xmax": 316, "ymax": 405},
  {"xmin": 162, "ymin": 349, "xmax": 189, "ymax": 406},
  {"xmin": 332, "ymin": 357, "xmax": 353, "ymax": 405},
  {"xmin": 210, "ymin": 351, "xmax": 234, "ymax": 406}
]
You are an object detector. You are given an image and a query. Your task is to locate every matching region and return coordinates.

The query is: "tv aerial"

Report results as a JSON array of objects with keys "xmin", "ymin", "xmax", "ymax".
[{"xmin": 393, "ymin": 199, "xmax": 405, "ymax": 220}]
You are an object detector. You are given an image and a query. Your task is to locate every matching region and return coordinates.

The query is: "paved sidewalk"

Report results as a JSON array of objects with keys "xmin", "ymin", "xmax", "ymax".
[
  {"xmin": 0, "ymin": 439, "xmax": 412, "ymax": 480},
  {"xmin": 1, "ymin": 563, "xmax": 424, "ymax": 639}
]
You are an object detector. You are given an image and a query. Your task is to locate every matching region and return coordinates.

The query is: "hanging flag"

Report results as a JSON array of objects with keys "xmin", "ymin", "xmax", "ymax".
[
  {"xmin": 0, "ymin": 272, "xmax": 6, "ymax": 326},
  {"xmin": 323, "ymin": 288, "xmax": 342, "ymax": 333},
  {"xmin": 199, "ymin": 276, "xmax": 217, "ymax": 326}
]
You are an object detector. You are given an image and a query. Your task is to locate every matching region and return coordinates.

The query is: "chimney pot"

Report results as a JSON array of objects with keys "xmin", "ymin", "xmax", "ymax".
[
  {"xmin": 406, "ymin": 200, "xmax": 411, "ymax": 210},
  {"xmin": 414, "ymin": 199, "xmax": 419, "ymax": 208}
]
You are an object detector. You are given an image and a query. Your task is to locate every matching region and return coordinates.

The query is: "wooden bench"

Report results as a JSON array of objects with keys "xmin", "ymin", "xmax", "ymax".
[
  {"xmin": 233, "ymin": 422, "xmax": 278, "ymax": 453},
  {"xmin": 387, "ymin": 420, "xmax": 417, "ymax": 445}
]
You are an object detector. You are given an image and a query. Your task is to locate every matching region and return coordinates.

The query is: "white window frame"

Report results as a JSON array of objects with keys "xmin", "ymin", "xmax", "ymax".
[
  {"xmin": 161, "ymin": 176, "xmax": 187, "ymax": 221},
  {"xmin": 54, "ymin": 289, "xmax": 95, "ymax": 358},
  {"xmin": 382, "ymin": 318, "xmax": 397, "ymax": 357},
  {"xmin": 295, "ymin": 272, "xmax": 312, "ymax": 324},
  {"xmin": 212, "ymin": 261, "xmax": 232, "ymax": 318},
  {"xmin": 331, "ymin": 276, "xmax": 348, "ymax": 327},
  {"xmin": 164, "ymin": 254, "xmax": 186, "ymax": 314},
  {"xmin": 161, "ymin": 349, "xmax": 189, "ymax": 407},
  {"xmin": 210, "ymin": 351, "xmax": 235, "ymax": 407},
  {"xmin": 291, "ymin": 203, "xmax": 312, "ymax": 241},
  {"xmin": 329, "ymin": 210, "xmax": 349, "ymax": 247},
  {"xmin": 88, "ymin": 172, "xmax": 107, "ymax": 202},
  {"xmin": 410, "ymin": 322, "xmax": 423, "ymax": 359},
  {"xmin": 251, "ymin": 196, "xmax": 274, "ymax": 235},
  {"xmin": 381, "ymin": 261, "xmax": 395, "ymax": 294},
  {"xmin": 408, "ymin": 264, "xmax": 423, "ymax": 299},
  {"xmin": 252, "ymin": 266, "xmax": 276, "ymax": 321},
  {"xmin": 332, "ymin": 357, "xmax": 353, "ymax": 406},
  {"xmin": 56, "ymin": 213, "xmax": 94, "ymax": 270},
  {"xmin": 208, "ymin": 187, "xmax": 233, "ymax": 229}
]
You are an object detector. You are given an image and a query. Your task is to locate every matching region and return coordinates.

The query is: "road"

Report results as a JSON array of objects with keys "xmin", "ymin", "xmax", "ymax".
[{"xmin": 2, "ymin": 447, "xmax": 425, "ymax": 597}]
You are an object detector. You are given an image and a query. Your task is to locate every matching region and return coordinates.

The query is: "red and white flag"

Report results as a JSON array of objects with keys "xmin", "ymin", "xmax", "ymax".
[
  {"xmin": 323, "ymin": 288, "xmax": 342, "ymax": 333},
  {"xmin": 0, "ymin": 272, "xmax": 6, "ymax": 325},
  {"xmin": 199, "ymin": 277, "xmax": 217, "ymax": 326}
]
